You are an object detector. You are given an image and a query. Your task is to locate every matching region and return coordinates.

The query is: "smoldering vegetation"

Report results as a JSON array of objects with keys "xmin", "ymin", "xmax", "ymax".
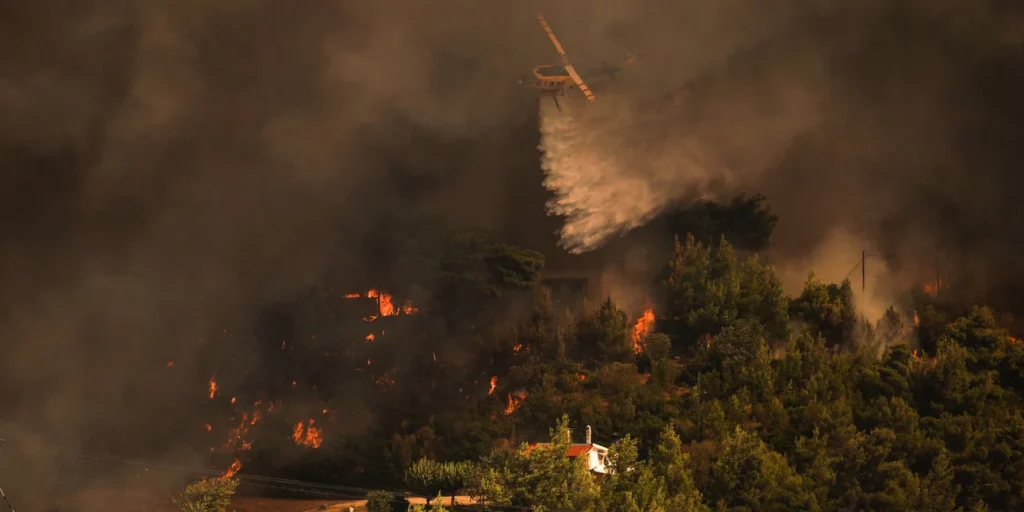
[{"xmin": 1, "ymin": 0, "xmax": 1024, "ymax": 507}]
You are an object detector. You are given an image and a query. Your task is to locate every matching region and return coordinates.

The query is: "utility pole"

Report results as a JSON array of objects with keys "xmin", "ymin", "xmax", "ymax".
[
  {"xmin": 856, "ymin": 251, "xmax": 895, "ymax": 300},
  {"xmin": 862, "ymin": 250, "xmax": 866, "ymax": 296}
]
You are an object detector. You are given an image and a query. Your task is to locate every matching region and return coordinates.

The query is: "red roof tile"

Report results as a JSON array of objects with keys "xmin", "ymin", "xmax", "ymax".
[{"xmin": 527, "ymin": 443, "xmax": 595, "ymax": 457}]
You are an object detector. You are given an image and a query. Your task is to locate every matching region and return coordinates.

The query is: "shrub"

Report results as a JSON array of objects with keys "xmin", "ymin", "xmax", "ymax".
[
  {"xmin": 365, "ymin": 490, "xmax": 395, "ymax": 512},
  {"xmin": 173, "ymin": 477, "xmax": 239, "ymax": 512}
]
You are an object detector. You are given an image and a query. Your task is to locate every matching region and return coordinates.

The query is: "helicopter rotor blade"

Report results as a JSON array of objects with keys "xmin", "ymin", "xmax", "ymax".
[
  {"xmin": 565, "ymin": 64, "xmax": 597, "ymax": 102},
  {"xmin": 537, "ymin": 13, "xmax": 568, "ymax": 64}
]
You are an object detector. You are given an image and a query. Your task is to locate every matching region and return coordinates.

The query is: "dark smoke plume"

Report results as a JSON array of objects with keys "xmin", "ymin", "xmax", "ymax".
[{"xmin": 536, "ymin": 0, "xmax": 1024, "ymax": 313}]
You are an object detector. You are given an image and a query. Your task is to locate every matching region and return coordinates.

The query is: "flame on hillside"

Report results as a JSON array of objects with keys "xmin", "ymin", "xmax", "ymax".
[
  {"xmin": 222, "ymin": 400, "xmax": 267, "ymax": 453},
  {"xmin": 503, "ymin": 394, "xmax": 521, "ymax": 416},
  {"xmin": 221, "ymin": 458, "xmax": 242, "ymax": 479},
  {"xmin": 345, "ymin": 289, "xmax": 418, "ymax": 319},
  {"xmin": 292, "ymin": 419, "xmax": 323, "ymax": 448},
  {"xmin": 632, "ymin": 308, "xmax": 655, "ymax": 354},
  {"xmin": 208, "ymin": 374, "xmax": 218, "ymax": 400},
  {"xmin": 489, "ymin": 376, "xmax": 497, "ymax": 395}
]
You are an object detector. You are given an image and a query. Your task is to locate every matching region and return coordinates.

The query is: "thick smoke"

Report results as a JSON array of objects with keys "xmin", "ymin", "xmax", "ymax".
[
  {"xmin": 0, "ymin": 0, "xmax": 555, "ymax": 503},
  {"xmin": 537, "ymin": 0, "xmax": 1024, "ymax": 311}
]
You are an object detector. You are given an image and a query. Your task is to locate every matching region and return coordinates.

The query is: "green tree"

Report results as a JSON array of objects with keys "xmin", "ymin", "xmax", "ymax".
[
  {"xmin": 664, "ymin": 194, "xmax": 778, "ymax": 253},
  {"xmin": 919, "ymin": 451, "xmax": 960, "ymax": 512},
  {"xmin": 404, "ymin": 458, "xmax": 473, "ymax": 506},
  {"xmin": 662, "ymin": 235, "xmax": 788, "ymax": 346},
  {"xmin": 707, "ymin": 321, "xmax": 775, "ymax": 400},
  {"xmin": 651, "ymin": 425, "xmax": 709, "ymax": 511},
  {"xmin": 578, "ymin": 299, "xmax": 633, "ymax": 362},
  {"xmin": 706, "ymin": 427, "xmax": 814, "ymax": 510},
  {"xmin": 790, "ymin": 272, "xmax": 857, "ymax": 348},
  {"xmin": 472, "ymin": 415, "xmax": 599, "ymax": 511},
  {"xmin": 173, "ymin": 477, "xmax": 238, "ymax": 512}
]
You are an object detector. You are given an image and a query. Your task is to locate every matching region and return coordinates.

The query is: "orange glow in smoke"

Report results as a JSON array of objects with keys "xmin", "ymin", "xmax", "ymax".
[
  {"xmin": 292, "ymin": 419, "xmax": 323, "ymax": 448},
  {"xmin": 632, "ymin": 308, "xmax": 655, "ymax": 354},
  {"xmin": 489, "ymin": 376, "xmax": 497, "ymax": 395},
  {"xmin": 208, "ymin": 374, "xmax": 218, "ymax": 400},
  {"xmin": 166, "ymin": 361, "xmax": 174, "ymax": 368},
  {"xmin": 204, "ymin": 423, "xmax": 213, "ymax": 432}
]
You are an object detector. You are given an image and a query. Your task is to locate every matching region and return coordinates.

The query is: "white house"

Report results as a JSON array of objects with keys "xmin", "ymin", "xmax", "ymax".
[{"xmin": 528, "ymin": 425, "xmax": 610, "ymax": 474}]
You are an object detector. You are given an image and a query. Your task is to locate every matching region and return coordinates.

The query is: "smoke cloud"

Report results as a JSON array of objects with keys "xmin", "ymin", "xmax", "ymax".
[{"xmin": 536, "ymin": 0, "xmax": 1024, "ymax": 315}]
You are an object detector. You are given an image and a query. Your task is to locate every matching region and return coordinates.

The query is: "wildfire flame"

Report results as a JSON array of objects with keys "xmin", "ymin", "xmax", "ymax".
[
  {"xmin": 221, "ymin": 400, "xmax": 266, "ymax": 453},
  {"xmin": 402, "ymin": 300, "xmax": 418, "ymax": 314},
  {"xmin": 208, "ymin": 374, "xmax": 218, "ymax": 400},
  {"xmin": 632, "ymin": 308, "xmax": 655, "ymax": 354},
  {"xmin": 292, "ymin": 419, "xmax": 323, "ymax": 448},
  {"xmin": 489, "ymin": 376, "xmax": 497, "ymax": 395},
  {"xmin": 221, "ymin": 458, "xmax": 242, "ymax": 479},
  {"xmin": 366, "ymin": 333, "xmax": 375, "ymax": 342},
  {"xmin": 346, "ymin": 289, "xmax": 418, "ymax": 318},
  {"xmin": 503, "ymin": 394, "xmax": 521, "ymax": 416},
  {"xmin": 166, "ymin": 361, "xmax": 174, "ymax": 368}
]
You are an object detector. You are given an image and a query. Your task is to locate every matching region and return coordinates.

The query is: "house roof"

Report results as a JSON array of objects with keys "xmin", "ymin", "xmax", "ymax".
[{"xmin": 527, "ymin": 442, "xmax": 607, "ymax": 457}]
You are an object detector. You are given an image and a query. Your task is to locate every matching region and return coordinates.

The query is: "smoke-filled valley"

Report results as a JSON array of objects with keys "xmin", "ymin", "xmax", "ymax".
[{"xmin": 3, "ymin": 0, "xmax": 1024, "ymax": 510}]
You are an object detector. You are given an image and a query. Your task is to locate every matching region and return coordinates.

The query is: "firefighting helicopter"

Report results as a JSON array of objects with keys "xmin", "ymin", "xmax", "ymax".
[{"xmin": 519, "ymin": 12, "xmax": 636, "ymax": 111}]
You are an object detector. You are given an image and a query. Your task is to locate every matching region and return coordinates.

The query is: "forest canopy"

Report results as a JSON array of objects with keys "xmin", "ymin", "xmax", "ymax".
[{"xmin": 185, "ymin": 219, "xmax": 1024, "ymax": 512}]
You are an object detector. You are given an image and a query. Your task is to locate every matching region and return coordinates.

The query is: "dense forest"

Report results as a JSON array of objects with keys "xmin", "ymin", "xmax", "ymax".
[{"xmin": 188, "ymin": 200, "xmax": 1024, "ymax": 512}]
